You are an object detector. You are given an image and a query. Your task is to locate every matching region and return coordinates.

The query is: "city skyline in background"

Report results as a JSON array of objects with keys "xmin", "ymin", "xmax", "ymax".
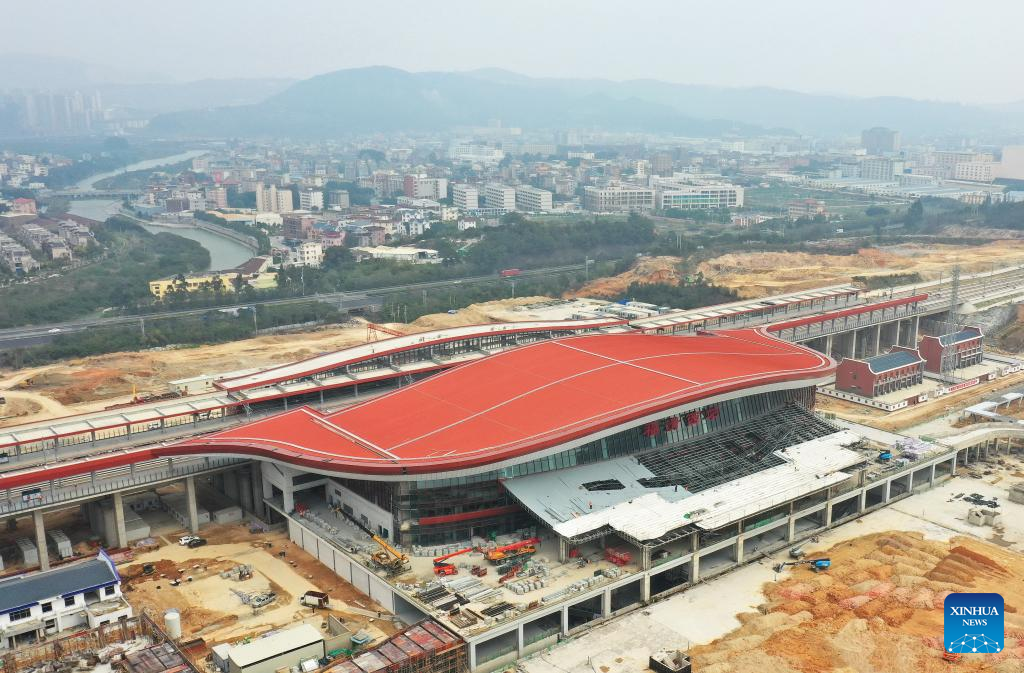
[{"xmin": 4, "ymin": 0, "xmax": 1024, "ymax": 105}]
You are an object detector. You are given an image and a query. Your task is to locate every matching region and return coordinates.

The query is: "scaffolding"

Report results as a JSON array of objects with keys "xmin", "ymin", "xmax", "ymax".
[{"xmin": 636, "ymin": 405, "xmax": 839, "ymax": 493}]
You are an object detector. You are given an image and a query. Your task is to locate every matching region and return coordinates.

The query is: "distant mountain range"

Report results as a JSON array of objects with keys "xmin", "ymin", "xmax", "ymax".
[
  {"xmin": 4, "ymin": 56, "xmax": 1021, "ymax": 138},
  {"xmin": 147, "ymin": 66, "xmax": 772, "ymax": 138},
  {"xmin": 147, "ymin": 67, "xmax": 1024, "ymax": 139}
]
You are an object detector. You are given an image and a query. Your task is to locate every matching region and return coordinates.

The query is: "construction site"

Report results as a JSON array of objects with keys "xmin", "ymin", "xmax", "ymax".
[{"xmin": 2, "ymin": 264, "xmax": 1024, "ymax": 673}]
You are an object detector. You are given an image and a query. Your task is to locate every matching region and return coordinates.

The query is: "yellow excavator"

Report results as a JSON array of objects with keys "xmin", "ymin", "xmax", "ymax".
[{"xmin": 339, "ymin": 508, "xmax": 409, "ymax": 576}]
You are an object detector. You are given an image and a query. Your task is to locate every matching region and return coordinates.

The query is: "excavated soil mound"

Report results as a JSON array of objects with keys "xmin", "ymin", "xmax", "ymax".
[{"xmin": 692, "ymin": 532, "xmax": 1024, "ymax": 672}]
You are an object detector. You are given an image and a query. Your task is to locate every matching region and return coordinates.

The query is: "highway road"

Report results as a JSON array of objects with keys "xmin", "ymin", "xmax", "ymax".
[{"xmin": 0, "ymin": 263, "xmax": 587, "ymax": 350}]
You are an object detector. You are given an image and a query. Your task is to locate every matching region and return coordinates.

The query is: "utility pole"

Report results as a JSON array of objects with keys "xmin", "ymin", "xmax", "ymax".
[
  {"xmin": 139, "ymin": 317, "xmax": 146, "ymax": 339},
  {"xmin": 940, "ymin": 265, "xmax": 961, "ymax": 375}
]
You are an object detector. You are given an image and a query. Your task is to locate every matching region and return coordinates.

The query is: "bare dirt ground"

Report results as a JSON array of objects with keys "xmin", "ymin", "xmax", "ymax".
[
  {"xmin": 699, "ymin": 242, "xmax": 1024, "ymax": 298},
  {"xmin": 690, "ymin": 532, "xmax": 1024, "ymax": 673},
  {"xmin": 0, "ymin": 297, "xmax": 550, "ymax": 428},
  {"xmin": 569, "ymin": 256, "xmax": 683, "ymax": 298},
  {"xmin": 119, "ymin": 524, "xmax": 397, "ymax": 654},
  {"xmin": 817, "ymin": 369, "xmax": 1024, "ymax": 432}
]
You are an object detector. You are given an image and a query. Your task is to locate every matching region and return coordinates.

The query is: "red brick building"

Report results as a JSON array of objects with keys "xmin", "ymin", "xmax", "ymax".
[
  {"xmin": 835, "ymin": 347, "xmax": 924, "ymax": 398},
  {"xmin": 918, "ymin": 326, "xmax": 983, "ymax": 374}
]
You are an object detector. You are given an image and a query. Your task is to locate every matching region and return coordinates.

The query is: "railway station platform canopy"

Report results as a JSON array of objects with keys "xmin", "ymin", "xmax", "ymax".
[{"xmin": 171, "ymin": 328, "xmax": 834, "ymax": 479}]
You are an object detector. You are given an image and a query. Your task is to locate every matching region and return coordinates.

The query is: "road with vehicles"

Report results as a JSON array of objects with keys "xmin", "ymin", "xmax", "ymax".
[{"xmin": 0, "ymin": 264, "xmax": 588, "ymax": 350}]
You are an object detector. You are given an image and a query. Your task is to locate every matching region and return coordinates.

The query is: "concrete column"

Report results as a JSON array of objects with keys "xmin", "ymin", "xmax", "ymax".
[
  {"xmin": 930, "ymin": 463, "xmax": 937, "ymax": 485},
  {"xmin": 33, "ymin": 510, "xmax": 49, "ymax": 571},
  {"xmin": 185, "ymin": 476, "xmax": 200, "ymax": 533},
  {"xmin": 873, "ymin": 324, "xmax": 882, "ymax": 357},
  {"xmin": 894, "ymin": 320, "xmax": 902, "ymax": 348},
  {"xmin": 849, "ymin": 329, "xmax": 858, "ymax": 358},
  {"xmin": 282, "ymin": 481, "xmax": 295, "ymax": 513},
  {"xmin": 735, "ymin": 538, "xmax": 744, "ymax": 564},
  {"xmin": 859, "ymin": 489, "xmax": 867, "ymax": 513},
  {"xmin": 602, "ymin": 589, "xmax": 612, "ymax": 617},
  {"xmin": 223, "ymin": 470, "xmax": 240, "ymax": 503},
  {"xmin": 561, "ymin": 605, "xmax": 570, "ymax": 635},
  {"xmin": 641, "ymin": 574, "xmax": 651, "ymax": 603},
  {"xmin": 113, "ymin": 492, "xmax": 128, "ymax": 548},
  {"xmin": 825, "ymin": 500, "xmax": 833, "ymax": 527},
  {"xmin": 249, "ymin": 464, "xmax": 266, "ymax": 518},
  {"xmin": 469, "ymin": 642, "xmax": 477, "ymax": 671},
  {"xmin": 238, "ymin": 470, "xmax": 254, "ymax": 514},
  {"xmin": 787, "ymin": 517, "xmax": 796, "ymax": 542},
  {"xmin": 690, "ymin": 553, "xmax": 701, "ymax": 584},
  {"xmin": 641, "ymin": 546, "xmax": 652, "ymax": 571},
  {"xmin": 517, "ymin": 624, "xmax": 525, "ymax": 657},
  {"xmin": 884, "ymin": 479, "xmax": 892, "ymax": 502},
  {"xmin": 558, "ymin": 537, "xmax": 568, "ymax": 563},
  {"xmin": 825, "ymin": 334, "xmax": 833, "ymax": 357}
]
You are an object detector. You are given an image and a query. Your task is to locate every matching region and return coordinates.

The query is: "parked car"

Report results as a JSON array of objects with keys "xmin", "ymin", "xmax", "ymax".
[{"xmin": 186, "ymin": 537, "xmax": 208, "ymax": 548}]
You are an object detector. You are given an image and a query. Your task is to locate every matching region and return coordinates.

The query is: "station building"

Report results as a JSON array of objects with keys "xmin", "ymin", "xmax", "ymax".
[
  {"xmin": 919, "ymin": 326, "xmax": 984, "ymax": 373},
  {"xmin": 835, "ymin": 347, "xmax": 924, "ymax": 398}
]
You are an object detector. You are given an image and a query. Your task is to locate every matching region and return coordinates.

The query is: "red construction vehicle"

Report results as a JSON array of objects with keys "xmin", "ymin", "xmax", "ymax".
[
  {"xmin": 941, "ymin": 649, "xmax": 962, "ymax": 664},
  {"xmin": 471, "ymin": 566, "xmax": 488, "ymax": 577},
  {"xmin": 432, "ymin": 546, "xmax": 474, "ymax": 577},
  {"xmin": 485, "ymin": 538, "xmax": 540, "ymax": 564},
  {"xmin": 604, "ymin": 547, "xmax": 632, "ymax": 566}
]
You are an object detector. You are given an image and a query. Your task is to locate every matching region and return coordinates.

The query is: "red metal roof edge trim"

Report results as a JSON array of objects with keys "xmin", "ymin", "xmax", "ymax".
[
  {"xmin": 767, "ymin": 293, "xmax": 929, "ymax": 332},
  {"xmin": 216, "ymin": 319, "xmax": 628, "ymax": 391}
]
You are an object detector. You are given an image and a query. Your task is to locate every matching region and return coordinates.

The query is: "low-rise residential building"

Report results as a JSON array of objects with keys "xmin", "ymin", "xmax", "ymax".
[
  {"xmin": 582, "ymin": 184, "xmax": 656, "ymax": 212},
  {"xmin": 351, "ymin": 245, "xmax": 442, "ymax": 264},
  {"xmin": 515, "ymin": 185, "xmax": 554, "ymax": 211},
  {"xmin": 284, "ymin": 241, "xmax": 325, "ymax": 268},
  {"xmin": 11, "ymin": 198, "xmax": 36, "ymax": 215},
  {"xmin": 0, "ymin": 234, "xmax": 37, "ymax": 273},
  {"xmin": 0, "ymin": 551, "xmax": 132, "ymax": 650}
]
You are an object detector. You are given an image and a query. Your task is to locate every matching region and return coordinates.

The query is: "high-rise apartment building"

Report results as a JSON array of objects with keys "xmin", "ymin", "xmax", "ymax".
[
  {"xmin": 255, "ymin": 184, "xmax": 294, "ymax": 213},
  {"xmin": 299, "ymin": 189, "xmax": 324, "ymax": 210}
]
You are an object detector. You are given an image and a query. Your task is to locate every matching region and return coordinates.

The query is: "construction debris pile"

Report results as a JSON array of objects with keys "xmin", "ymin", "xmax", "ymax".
[{"xmin": 690, "ymin": 532, "xmax": 1024, "ymax": 673}]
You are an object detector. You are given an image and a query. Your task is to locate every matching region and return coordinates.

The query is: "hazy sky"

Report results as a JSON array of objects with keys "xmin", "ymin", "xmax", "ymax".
[{"xmin": 7, "ymin": 0, "xmax": 1024, "ymax": 104}]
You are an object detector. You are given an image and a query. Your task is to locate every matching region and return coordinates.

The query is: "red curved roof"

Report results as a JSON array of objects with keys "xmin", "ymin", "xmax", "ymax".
[{"xmin": 165, "ymin": 328, "xmax": 833, "ymax": 476}]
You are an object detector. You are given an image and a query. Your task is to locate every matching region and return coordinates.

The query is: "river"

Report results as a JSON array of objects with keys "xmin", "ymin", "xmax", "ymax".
[
  {"xmin": 68, "ymin": 199, "xmax": 255, "ymax": 271},
  {"xmin": 68, "ymin": 149, "xmax": 255, "ymax": 271},
  {"xmin": 74, "ymin": 149, "xmax": 209, "ymax": 191}
]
